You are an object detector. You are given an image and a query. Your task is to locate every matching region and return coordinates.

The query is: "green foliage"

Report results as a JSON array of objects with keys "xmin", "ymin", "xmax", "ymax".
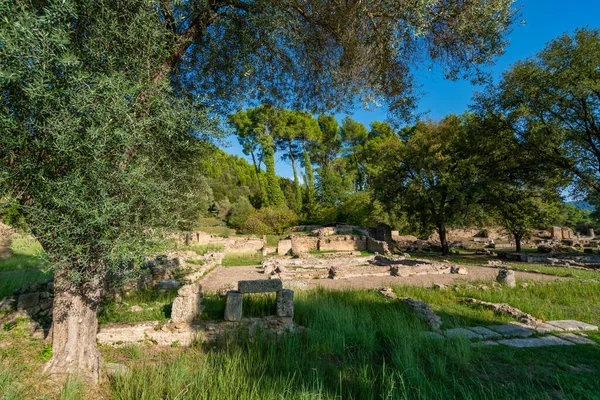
[
  {"xmin": 476, "ymin": 28, "xmax": 600, "ymax": 196},
  {"xmin": 0, "ymin": 0, "xmax": 218, "ymax": 285},
  {"xmin": 240, "ymin": 207, "xmax": 298, "ymax": 235},
  {"xmin": 338, "ymin": 191, "xmax": 385, "ymax": 227},
  {"xmin": 227, "ymin": 197, "xmax": 256, "ymax": 230},
  {"xmin": 373, "ymin": 115, "xmax": 486, "ymax": 253}
]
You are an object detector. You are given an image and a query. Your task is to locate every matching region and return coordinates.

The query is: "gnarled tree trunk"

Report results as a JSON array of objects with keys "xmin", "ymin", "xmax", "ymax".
[
  {"xmin": 43, "ymin": 270, "xmax": 104, "ymax": 383},
  {"xmin": 438, "ymin": 223, "xmax": 450, "ymax": 256}
]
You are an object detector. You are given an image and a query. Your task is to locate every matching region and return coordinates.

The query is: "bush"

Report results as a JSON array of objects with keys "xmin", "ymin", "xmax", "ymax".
[
  {"xmin": 338, "ymin": 192, "xmax": 385, "ymax": 226},
  {"xmin": 227, "ymin": 197, "xmax": 255, "ymax": 229},
  {"xmin": 240, "ymin": 207, "xmax": 298, "ymax": 235}
]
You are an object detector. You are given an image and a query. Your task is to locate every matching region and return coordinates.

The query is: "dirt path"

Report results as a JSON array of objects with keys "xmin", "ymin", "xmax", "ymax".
[{"xmin": 199, "ymin": 264, "xmax": 560, "ymax": 293}]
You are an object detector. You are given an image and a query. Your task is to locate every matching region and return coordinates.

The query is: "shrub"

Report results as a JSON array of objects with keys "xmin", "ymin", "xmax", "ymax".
[
  {"xmin": 227, "ymin": 197, "xmax": 255, "ymax": 229},
  {"xmin": 240, "ymin": 207, "xmax": 298, "ymax": 235}
]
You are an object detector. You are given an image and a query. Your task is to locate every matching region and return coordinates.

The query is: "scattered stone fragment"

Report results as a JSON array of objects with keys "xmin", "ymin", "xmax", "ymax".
[
  {"xmin": 498, "ymin": 335, "xmax": 574, "ymax": 348},
  {"xmin": 547, "ymin": 320, "xmax": 598, "ymax": 332},
  {"xmin": 129, "ymin": 306, "xmax": 143, "ymax": 312},
  {"xmin": 444, "ymin": 328, "xmax": 483, "ymax": 340},
  {"xmin": 487, "ymin": 324, "xmax": 534, "ymax": 338},
  {"xmin": 378, "ymin": 288, "xmax": 442, "ymax": 331},
  {"xmin": 238, "ymin": 279, "xmax": 282, "ymax": 293},
  {"xmin": 276, "ymin": 289, "xmax": 294, "ymax": 318},
  {"xmin": 496, "ymin": 268, "xmax": 516, "ymax": 288},
  {"xmin": 171, "ymin": 284, "xmax": 203, "ymax": 323},
  {"xmin": 468, "ymin": 326, "xmax": 503, "ymax": 340},
  {"xmin": 0, "ymin": 296, "xmax": 16, "ymax": 312},
  {"xmin": 224, "ymin": 290, "xmax": 243, "ymax": 322},
  {"xmin": 556, "ymin": 333, "xmax": 597, "ymax": 345},
  {"xmin": 432, "ymin": 283, "xmax": 447, "ymax": 290},
  {"xmin": 328, "ymin": 266, "xmax": 337, "ymax": 279},
  {"xmin": 450, "ymin": 266, "xmax": 468, "ymax": 275},
  {"xmin": 460, "ymin": 298, "xmax": 540, "ymax": 326},
  {"xmin": 106, "ymin": 363, "xmax": 130, "ymax": 377}
]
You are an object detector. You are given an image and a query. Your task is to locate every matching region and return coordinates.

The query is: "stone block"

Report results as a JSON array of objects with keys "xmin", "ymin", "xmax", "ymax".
[
  {"xmin": 171, "ymin": 284, "xmax": 203, "ymax": 323},
  {"xmin": 277, "ymin": 239, "xmax": 292, "ymax": 255},
  {"xmin": 488, "ymin": 324, "xmax": 533, "ymax": 338},
  {"xmin": 157, "ymin": 280, "xmax": 180, "ymax": 290},
  {"xmin": 238, "ymin": 279, "xmax": 282, "ymax": 293},
  {"xmin": 556, "ymin": 333, "xmax": 597, "ymax": 345},
  {"xmin": 17, "ymin": 293, "xmax": 39, "ymax": 311},
  {"xmin": 468, "ymin": 326, "xmax": 503, "ymax": 340},
  {"xmin": 276, "ymin": 289, "xmax": 294, "ymax": 318},
  {"xmin": 0, "ymin": 296, "xmax": 16, "ymax": 312},
  {"xmin": 224, "ymin": 291, "xmax": 243, "ymax": 321},
  {"xmin": 498, "ymin": 335, "xmax": 574, "ymax": 348},
  {"xmin": 496, "ymin": 269, "xmax": 516, "ymax": 288},
  {"xmin": 547, "ymin": 320, "xmax": 598, "ymax": 332},
  {"xmin": 444, "ymin": 328, "xmax": 483, "ymax": 340}
]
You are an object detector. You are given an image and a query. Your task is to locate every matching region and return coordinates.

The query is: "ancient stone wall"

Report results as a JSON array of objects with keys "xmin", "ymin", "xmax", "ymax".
[
  {"xmin": 0, "ymin": 223, "xmax": 15, "ymax": 259},
  {"xmin": 318, "ymin": 235, "xmax": 367, "ymax": 251},
  {"xmin": 367, "ymin": 237, "xmax": 389, "ymax": 254},
  {"xmin": 290, "ymin": 236, "xmax": 319, "ymax": 254}
]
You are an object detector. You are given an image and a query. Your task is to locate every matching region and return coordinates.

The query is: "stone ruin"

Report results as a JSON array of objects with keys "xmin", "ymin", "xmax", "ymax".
[
  {"xmin": 224, "ymin": 279, "xmax": 294, "ymax": 321},
  {"xmin": 275, "ymin": 223, "xmax": 392, "ymax": 257},
  {"xmin": 259, "ymin": 254, "xmax": 468, "ymax": 283}
]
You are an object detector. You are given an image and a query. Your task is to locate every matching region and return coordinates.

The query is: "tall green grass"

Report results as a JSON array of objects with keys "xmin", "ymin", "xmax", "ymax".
[{"xmin": 108, "ymin": 288, "xmax": 600, "ymax": 399}]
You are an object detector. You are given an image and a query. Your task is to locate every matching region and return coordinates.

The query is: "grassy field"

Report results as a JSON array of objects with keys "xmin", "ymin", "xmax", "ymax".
[
  {"xmin": 221, "ymin": 252, "xmax": 263, "ymax": 266},
  {"xmin": 2, "ymin": 280, "xmax": 600, "ymax": 399},
  {"xmin": 2, "ymin": 242, "xmax": 600, "ymax": 399}
]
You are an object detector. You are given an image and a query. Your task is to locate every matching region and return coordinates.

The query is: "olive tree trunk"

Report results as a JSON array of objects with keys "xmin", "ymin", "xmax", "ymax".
[
  {"xmin": 438, "ymin": 224, "xmax": 450, "ymax": 256},
  {"xmin": 514, "ymin": 233, "xmax": 522, "ymax": 253},
  {"xmin": 43, "ymin": 270, "xmax": 104, "ymax": 383}
]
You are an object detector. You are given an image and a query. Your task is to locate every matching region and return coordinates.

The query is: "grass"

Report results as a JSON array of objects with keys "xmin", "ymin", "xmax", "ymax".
[
  {"xmin": 105, "ymin": 287, "xmax": 600, "ymax": 400},
  {"xmin": 221, "ymin": 252, "xmax": 263, "ymax": 266},
  {"xmin": 98, "ymin": 289, "xmax": 179, "ymax": 325},
  {"xmin": 195, "ymin": 226, "xmax": 235, "ymax": 237},
  {"xmin": 0, "ymin": 236, "xmax": 51, "ymax": 298}
]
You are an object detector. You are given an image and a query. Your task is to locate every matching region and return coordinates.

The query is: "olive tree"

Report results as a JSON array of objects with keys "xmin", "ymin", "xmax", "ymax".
[
  {"xmin": 0, "ymin": 0, "xmax": 216, "ymax": 381},
  {"xmin": 2, "ymin": 0, "xmax": 517, "ymax": 382}
]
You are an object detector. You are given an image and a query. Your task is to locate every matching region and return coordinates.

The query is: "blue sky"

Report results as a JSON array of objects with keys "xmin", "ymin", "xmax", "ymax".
[{"xmin": 222, "ymin": 0, "xmax": 600, "ymax": 179}]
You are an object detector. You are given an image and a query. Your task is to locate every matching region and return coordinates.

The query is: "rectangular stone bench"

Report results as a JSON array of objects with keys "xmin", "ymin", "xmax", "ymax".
[{"xmin": 224, "ymin": 279, "xmax": 293, "ymax": 322}]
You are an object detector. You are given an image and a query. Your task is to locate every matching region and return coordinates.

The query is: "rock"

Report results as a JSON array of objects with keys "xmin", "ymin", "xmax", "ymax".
[
  {"xmin": 471, "ymin": 340, "xmax": 500, "ymax": 347},
  {"xmin": 546, "ymin": 320, "xmax": 598, "ymax": 332},
  {"xmin": 224, "ymin": 291, "xmax": 243, "ymax": 322},
  {"xmin": 0, "ymin": 296, "xmax": 17, "ymax": 312},
  {"xmin": 450, "ymin": 266, "xmax": 468, "ymax": 275},
  {"xmin": 422, "ymin": 331, "xmax": 444, "ymax": 340},
  {"xmin": 17, "ymin": 293, "xmax": 40, "ymax": 311},
  {"xmin": 487, "ymin": 324, "xmax": 533, "ymax": 338},
  {"xmin": 468, "ymin": 326, "xmax": 502, "ymax": 340},
  {"xmin": 129, "ymin": 306, "xmax": 143, "ymax": 312},
  {"xmin": 444, "ymin": 328, "xmax": 483, "ymax": 340},
  {"xmin": 157, "ymin": 280, "xmax": 180, "ymax": 290},
  {"xmin": 106, "ymin": 363, "xmax": 131, "ymax": 377},
  {"xmin": 496, "ymin": 268, "xmax": 516, "ymax": 288},
  {"xmin": 171, "ymin": 284, "xmax": 203, "ymax": 323},
  {"xmin": 328, "ymin": 266, "xmax": 337, "ymax": 279},
  {"xmin": 238, "ymin": 279, "xmax": 282, "ymax": 293},
  {"xmin": 498, "ymin": 336, "xmax": 574, "ymax": 348},
  {"xmin": 556, "ymin": 333, "xmax": 597, "ymax": 345},
  {"xmin": 276, "ymin": 289, "xmax": 294, "ymax": 318},
  {"xmin": 432, "ymin": 283, "xmax": 447, "ymax": 290}
]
